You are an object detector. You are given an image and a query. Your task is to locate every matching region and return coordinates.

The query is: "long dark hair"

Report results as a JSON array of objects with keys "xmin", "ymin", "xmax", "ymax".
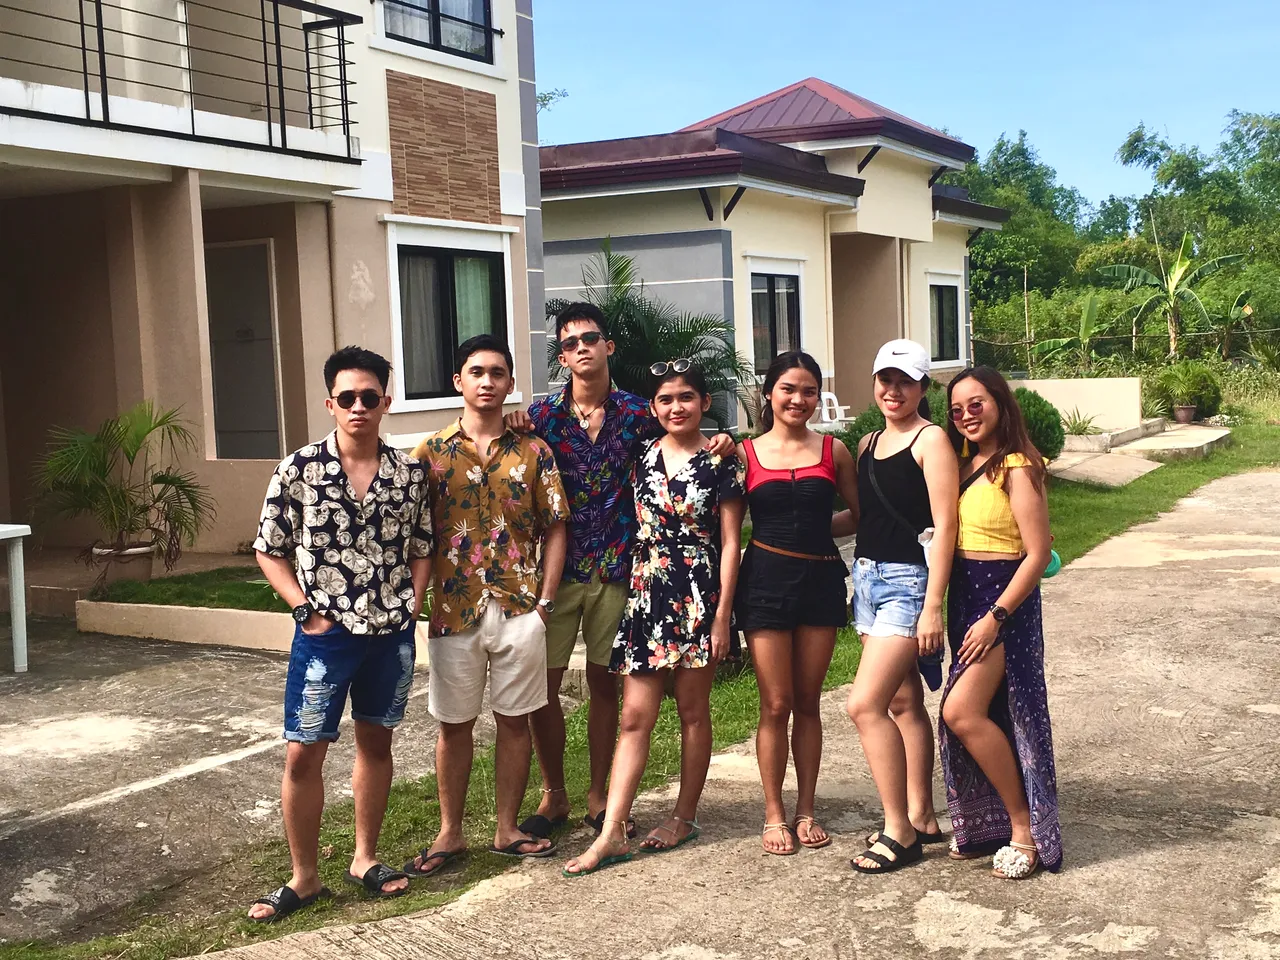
[
  {"xmin": 946, "ymin": 366, "xmax": 1046, "ymax": 492},
  {"xmin": 760, "ymin": 350, "xmax": 823, "ymax": 431}
]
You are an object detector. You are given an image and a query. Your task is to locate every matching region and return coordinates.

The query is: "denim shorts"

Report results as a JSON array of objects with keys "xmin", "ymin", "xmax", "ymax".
[
  {"xmin": 283, "ymin": 619, "xmax": 417, "ymax": 744},
  {"xmin": 851, "ymin": 558, "xmax": 928, "ymax": 638}
]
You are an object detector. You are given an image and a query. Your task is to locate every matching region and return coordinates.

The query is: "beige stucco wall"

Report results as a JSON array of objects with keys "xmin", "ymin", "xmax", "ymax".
[
  {"xmin": 826, "ymin": 148, "xmax": 936, "ymax": 243},
  {"xmin": 831, "ymin": 234, "xmax": 903, "ymax": 410},
  {"xmin": 906, "ymin": 221, "xmax": 969, "ymax": 367},
  {"xmin": 728, "ymin": 190, "xmax": 832, "ymax": 375},
  {"xmin": 542, "ymin": 189, "xmax": 714, "ymax": 242},
  {"xmin": 1007, "ymin": 378, "xmax": 1141, "ymax": 431}
]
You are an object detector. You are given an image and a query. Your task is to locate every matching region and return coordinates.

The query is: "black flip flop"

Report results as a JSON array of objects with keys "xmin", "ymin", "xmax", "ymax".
[
  {"xmin": 519, "ymin": 813, "xmax": 569, "ymax": 839},
  {"xmin": 583, "ymin": 811, "xmax": 637, "ymax": 838},
  {"xmin": 403, "ymin": 847, "xmax": 466, "ymax": 878},
  {"xmin": 249, "ymin": 884, "xmax": 331, "ymax": 924},
  {"xmin": 851, "ymin": 834, "xmax": 924, "ymax": 875},
  {"xmin": 344, "ymin": 863, "xmax": 409, "ymax": 898},
  {"xmin": 490, "ymin": 837, "xmax": 557, "ymax": 858}
]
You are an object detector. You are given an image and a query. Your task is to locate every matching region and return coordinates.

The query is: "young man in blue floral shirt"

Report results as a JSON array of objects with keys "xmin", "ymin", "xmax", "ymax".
[{"xmin": 511, "ymin": 302, "xmax": 734, "ymax": 838}]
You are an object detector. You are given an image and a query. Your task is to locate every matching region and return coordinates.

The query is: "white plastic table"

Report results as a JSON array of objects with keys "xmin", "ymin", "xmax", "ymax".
[{"xmin": 0, "ymin": 524, "xmax": 30, "ymax": 673}]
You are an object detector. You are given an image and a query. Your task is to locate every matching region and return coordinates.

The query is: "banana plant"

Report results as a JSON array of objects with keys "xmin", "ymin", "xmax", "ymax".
[
  {"xmin": 1098, "ymin": 232, "xmax": 1243, "ymax": 357},
  {"xmin": 1032, "ymin": 292, "xmax": 1108, "ymax": 371},
  {"xmin": 1204, "ymin": 289, "xmax": 1253, "ymax": 359}
]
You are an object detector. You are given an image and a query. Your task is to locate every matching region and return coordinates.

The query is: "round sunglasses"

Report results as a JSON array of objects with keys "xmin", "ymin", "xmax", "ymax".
[
  {"xmin": 331, "ymin": 389, "xmax": 386, "ymax": 410},
  {"xmin": 948, "ymin": 398, "xmax": 988, "ymax": 421},
  {"xmin": 649, "ymin": 358, "xmax": 693, "ymax": 376}
]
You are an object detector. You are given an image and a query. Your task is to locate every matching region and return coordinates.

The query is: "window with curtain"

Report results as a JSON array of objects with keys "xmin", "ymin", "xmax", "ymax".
[
  {"xmin": 930, "ymin": 283, "xmax": 960, "ymax": 362},
  {"xmin": 383, "ymin": 0, "xmax": 494, "ymax": 62},
  {"xmin": 750, "ymin": 273, "xmax": 800, "ymax": 374},
  {"xmin": 399, "ymin": 246, "xmax": 506, "ymax": 400}
]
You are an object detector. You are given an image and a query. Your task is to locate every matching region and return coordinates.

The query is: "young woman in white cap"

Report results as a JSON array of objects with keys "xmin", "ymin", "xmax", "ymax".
[{"xmin": 834, "ymin": 339, "xmax": 958, "ymax": 874}]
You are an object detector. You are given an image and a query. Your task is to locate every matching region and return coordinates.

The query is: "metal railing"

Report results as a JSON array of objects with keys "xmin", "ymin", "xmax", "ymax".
[{"xmin": 0, "ymin": 0, "xmax": 361, "ymax": 160}]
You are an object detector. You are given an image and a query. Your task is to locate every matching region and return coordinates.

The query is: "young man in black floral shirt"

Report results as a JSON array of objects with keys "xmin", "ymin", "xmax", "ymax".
[{"xmin": 248, "ymin": 346, "xmax": 433, "ymax": 923}]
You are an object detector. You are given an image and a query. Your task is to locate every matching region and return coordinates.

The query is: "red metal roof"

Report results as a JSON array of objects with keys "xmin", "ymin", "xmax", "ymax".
[{"xmin": 679, "ymin": 77, "xmax": 969, "ymax": 156}]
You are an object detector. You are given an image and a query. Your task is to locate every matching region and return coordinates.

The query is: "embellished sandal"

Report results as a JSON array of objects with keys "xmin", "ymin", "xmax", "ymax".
[
  {"xmin": 761, "ymin": 822, "xmax": 797, "ymax": 856},
  {"xmin": 948, "ymin": 837, "xmax": 987, "ymax": 861},
  {"xmin": 562, "ymin": 819, "xmax": 634, "ymax": 877},
  {"xmin": 851, "ymin": 834, "xmax": 923, "ymax": 874},
  {"xmin": 793, "ymin": 815, "xmax": 832, "ymax": 850},
  {"xmin": 992, "ymin": 841, "xmax": 1040, "ymax": 879},
  {"xmin": 640, "ymin": 816, "xmax": 700, "ymax": 853}
]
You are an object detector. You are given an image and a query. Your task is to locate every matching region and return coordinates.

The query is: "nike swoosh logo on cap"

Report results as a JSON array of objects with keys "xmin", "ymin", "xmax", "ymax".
[{"xmin": 891, "ymin": 350, "xmax": 908, "ymax": 355}]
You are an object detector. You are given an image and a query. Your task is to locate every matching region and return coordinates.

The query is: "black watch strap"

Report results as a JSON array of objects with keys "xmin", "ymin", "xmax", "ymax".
[
  {"xmin": 989, "ymin": 603, "xmax": 1009, "ymax": 622},
  {"xmin": 292, "ymin": 603, "xmax": 313, "ymax": 624}
]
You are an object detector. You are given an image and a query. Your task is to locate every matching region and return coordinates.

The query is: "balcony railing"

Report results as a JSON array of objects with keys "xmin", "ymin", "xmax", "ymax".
[{"xmin": 0, "ymin": 0, "xmax": 362, "ymax": 161}]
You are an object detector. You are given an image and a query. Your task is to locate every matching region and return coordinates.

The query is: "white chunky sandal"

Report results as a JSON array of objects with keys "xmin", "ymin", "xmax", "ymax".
[{"xmin": 992, "ymin": 840, "xmax": 1040, "ymax": 879}]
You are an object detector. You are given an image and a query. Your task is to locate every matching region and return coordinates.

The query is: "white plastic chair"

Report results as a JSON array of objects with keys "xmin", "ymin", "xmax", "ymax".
[{"xmin": 819, "ymin": 391, "xmax": 851, "ymax": 424}]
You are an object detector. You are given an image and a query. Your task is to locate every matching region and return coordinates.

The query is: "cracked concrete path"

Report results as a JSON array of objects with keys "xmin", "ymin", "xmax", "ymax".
[{"xmin": 202, "ymin": 469, "xmax": 1280, "ymax": 960}]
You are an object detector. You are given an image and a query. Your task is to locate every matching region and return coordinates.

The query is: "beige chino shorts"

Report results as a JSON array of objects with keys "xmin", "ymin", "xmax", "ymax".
[{"xmin": 427, "ymin": 603, "xmax": 549, "ymax": 724}]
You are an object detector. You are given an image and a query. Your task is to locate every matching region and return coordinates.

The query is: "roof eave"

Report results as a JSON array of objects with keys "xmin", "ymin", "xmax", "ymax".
[{"xmin": 932, "ymin": 194, "xmax": 1010, "ymax": 227}]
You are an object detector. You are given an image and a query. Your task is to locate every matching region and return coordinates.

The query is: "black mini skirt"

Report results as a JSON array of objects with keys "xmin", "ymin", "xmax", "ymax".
[{"xmin": 733, "ymin": 543, "xmax": 849, "ymax": 632}]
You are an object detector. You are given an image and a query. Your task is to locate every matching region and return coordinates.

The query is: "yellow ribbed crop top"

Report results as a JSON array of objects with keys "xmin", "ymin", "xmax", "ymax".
[{"xmin": 956, "ymin": 453, "xmax": 1032, "ymax": 555}]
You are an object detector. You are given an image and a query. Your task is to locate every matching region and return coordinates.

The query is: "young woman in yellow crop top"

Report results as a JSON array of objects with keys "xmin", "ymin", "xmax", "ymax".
[{"xmin": 939, "ymin": 367, "xmax": 1063, "ymax": 879}]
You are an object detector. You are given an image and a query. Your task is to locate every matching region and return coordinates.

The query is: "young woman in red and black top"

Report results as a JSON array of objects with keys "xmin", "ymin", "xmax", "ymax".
[{"xmin": 734, "ymin": 351, "xmax": 859, "ymax": 855}]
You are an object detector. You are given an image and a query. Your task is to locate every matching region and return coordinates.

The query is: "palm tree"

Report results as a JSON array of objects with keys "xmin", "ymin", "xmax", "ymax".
[
  {"xmin": 1097, "ymin": 230, "xmax": 1243, "ymax": 357},
  {"xmin": 547, "ymin": 241, "xmax": 758, "ymax": 430}
]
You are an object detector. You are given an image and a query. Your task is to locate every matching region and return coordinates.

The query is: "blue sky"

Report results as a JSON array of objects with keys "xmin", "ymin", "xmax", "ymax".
[{"xmin": 532, "ymin": 0, "xmax": 1279, "ymax": 211}]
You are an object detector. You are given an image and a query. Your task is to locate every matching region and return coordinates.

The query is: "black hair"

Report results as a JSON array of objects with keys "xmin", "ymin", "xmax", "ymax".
[
  {"xmin": 324, "ymin": 346, "xmax": 391, "ymax": 393},
  {"xmin": 554, "ymin": 301, "xmax": 609, "ymax": 342},
  {"xmin": 455, "ymin": 334, "xmax": 514, "ymax": 376},
  {"xmin": 760, "ymin": 350, "xmax": 823, "ymax": 431},
  {"xmin": 650, "ymin": 363, "xmax": 709, "ymax": 401}
]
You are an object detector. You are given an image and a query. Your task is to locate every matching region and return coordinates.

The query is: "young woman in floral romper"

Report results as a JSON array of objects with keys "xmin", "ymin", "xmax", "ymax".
[{"xmin": 564, "ymin": 362, "xmax": 745, "ymax": 876}]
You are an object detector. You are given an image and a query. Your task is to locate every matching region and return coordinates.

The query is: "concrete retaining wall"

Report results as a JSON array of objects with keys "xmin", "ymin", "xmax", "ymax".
[{"xmin": 1009, "ymin": 377, "xmax": 1141, "ymax": 431}]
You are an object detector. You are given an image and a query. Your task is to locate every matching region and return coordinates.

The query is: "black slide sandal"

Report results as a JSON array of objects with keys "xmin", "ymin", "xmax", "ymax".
[
  {"xmin": 867, "ymin": 829, "xmax": 948, "ymax": 846},
  {"xmin": 519, "ymin": 813, "xmax": 569, "ymax": 838},
  {"xmin": 851, "ymin": 834, "xmax": 923, "ymax": 874},
  {"xmin": 344, "ymin": 863, "xmax": 409, "ymax": 898},
  {"xmin": 249, "ymin": 884, "xmax": 331, "ymax": 924},
  {"xmin": 403, "ymin": 848, "xmax": 466, "ymax": 877}
]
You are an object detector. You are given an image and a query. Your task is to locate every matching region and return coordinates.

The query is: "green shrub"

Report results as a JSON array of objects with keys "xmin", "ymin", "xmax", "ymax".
[
  {"xmin": 1150, "ymin": 361, "xmax": 1223, "ymax": 417},
  {"xmin": 1014, "ymin": 387, "xmax": 1065, "ymax": 459}
]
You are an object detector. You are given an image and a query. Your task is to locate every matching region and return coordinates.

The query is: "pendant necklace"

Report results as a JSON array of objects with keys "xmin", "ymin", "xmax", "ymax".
[{"xmin": 573, "ymin": 400, "xmax": 600, "ymax": 431}]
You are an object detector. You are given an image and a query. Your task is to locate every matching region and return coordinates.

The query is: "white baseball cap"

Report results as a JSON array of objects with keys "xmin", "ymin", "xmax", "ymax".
[{"xmin": 872, "ymin": 339, "xmax": 931, "ymax": 382}]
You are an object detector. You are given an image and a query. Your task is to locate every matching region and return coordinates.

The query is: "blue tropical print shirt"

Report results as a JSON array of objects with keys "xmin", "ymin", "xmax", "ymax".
[{"xmin": 527, "ymin": 385, "xmax": 661, "ymax": 584}]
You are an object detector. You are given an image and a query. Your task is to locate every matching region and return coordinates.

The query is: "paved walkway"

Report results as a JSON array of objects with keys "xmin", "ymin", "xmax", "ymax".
[{"xmin": 207, "ymin": 470, "xmax": 1280, "ymax": 960}]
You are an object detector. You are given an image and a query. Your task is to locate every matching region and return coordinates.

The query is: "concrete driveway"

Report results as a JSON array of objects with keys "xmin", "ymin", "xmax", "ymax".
[
  {"xmin": 208, "ymin": 470, "xmax": 1280, "ymax": 960},
  {"xmin": 0, "ymin": 623, "xmax": 454, "ymax": 941}
]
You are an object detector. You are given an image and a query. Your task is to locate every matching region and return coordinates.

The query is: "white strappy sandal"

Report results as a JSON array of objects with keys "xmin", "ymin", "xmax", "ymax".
[{"xmin": 992, "ymin": 841, "xmax": 1040, "ymax": 879}]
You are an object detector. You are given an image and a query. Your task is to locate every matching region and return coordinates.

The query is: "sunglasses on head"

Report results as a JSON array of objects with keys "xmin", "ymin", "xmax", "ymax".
[
  {"xmin": 331, "ymin": 389, "xmax": 385, "ymax": 411},
  {"xmin": 649, "ymin": 358, "xmax": 693, "ymax": 377},
  {"xmin": 559, "ymin": 331, "xmax": 604, "ymax": 352},
  {"xmin": 948, "ymin": 398, "xmax": 988, "ymax": 421}
]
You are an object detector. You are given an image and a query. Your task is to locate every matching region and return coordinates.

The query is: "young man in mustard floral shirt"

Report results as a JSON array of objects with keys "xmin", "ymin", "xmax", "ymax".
[{"xmin": 405, "ymin": 335, "xmax": 569, "ymax": 874}]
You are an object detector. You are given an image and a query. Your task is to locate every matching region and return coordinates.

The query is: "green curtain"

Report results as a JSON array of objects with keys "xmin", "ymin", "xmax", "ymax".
[{"xmin": 454, "ymin": 256, "xmax": 494, "ymax": 341}]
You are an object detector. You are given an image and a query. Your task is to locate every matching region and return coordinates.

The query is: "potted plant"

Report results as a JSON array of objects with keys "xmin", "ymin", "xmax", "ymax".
[
  {"xmin": 1156, "ymin": 362, "xmax": 1202, "ymax": 424},
  {"xmin": 33, "ymin": 402, "xmax": 217, "ymax": 585}
]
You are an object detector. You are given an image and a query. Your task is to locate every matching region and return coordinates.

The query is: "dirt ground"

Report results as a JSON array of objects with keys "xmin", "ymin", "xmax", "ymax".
[{"xmin": 204, "ymin": 470, "xmax": 1280, "ymax": 960}]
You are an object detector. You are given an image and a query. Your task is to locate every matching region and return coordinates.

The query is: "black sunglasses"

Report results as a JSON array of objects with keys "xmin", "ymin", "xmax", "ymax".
[
  {"xmin": 331, "ymin": 389, "xmax": 386, "ymax": 410},
  {"xmin": 649, "ymin": 358, "xmax": 693, "ymax": 377},
  {"xmin": 559, "ymin": 331, "xmax": 604, "ymax": 352},
  {"xmin": 948, "ymin": 398, "xmax": 988, "ymax": 421}
]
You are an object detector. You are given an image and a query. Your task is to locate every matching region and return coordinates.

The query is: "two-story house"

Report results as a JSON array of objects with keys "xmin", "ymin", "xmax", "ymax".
[
  {"xmin": 541, "ymin": 77, "xmax": 1009, "ymax": 421},
  {"xmin": 0, "ymin": 0, "xmax": 546, "ymax": 551}
]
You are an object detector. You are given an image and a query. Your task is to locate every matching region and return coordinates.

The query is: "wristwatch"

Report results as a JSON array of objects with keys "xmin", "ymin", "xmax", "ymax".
[
  {"xmin": 989, "ymin": 603, "xmax": 1009, "ymax": 623},
  {"xmin": 292, "ymin": 602, "xmax": 313, "ymax": 624},
  {"xmin": 537, "ymin": 598, "xmax": 556, "ymax": 615}
]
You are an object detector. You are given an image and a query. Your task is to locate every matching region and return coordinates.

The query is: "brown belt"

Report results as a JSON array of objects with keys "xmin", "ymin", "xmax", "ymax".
[{"xmin": 751, "ymin": 540, "xmax": 842, "ymax": 563}]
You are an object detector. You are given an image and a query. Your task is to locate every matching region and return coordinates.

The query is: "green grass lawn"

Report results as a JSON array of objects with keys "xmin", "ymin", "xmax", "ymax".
[
  {"xmin": 6, "ymin": 422, "xmax": 1277, "ymax": 960},
  {"xmin": 94, "ymin": 565, "xmax": 287, "ymax": 612}
]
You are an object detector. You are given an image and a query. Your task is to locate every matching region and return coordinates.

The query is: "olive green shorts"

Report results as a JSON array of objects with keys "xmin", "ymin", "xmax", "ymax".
[{"xmin": 544, "ymin": 574, "xmax": 628, "ymax": 669}]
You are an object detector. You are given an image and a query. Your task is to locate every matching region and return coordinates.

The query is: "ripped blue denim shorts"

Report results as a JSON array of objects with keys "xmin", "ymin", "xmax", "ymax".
[{"xmin": 282, "ymin": 619, "xmax": 417, "ymax": 744}]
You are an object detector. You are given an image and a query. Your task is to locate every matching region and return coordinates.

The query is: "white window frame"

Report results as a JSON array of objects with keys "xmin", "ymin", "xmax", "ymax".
[
  {"xmin": 384, "ymin": 215, "xmax": 520, "ymax": 412},
  {"xmin": 926, "ymin": 270, "xmax": 966, "ymax": 370},
  {"xmin": 744, "ymin": 254, "xmax": 807, "ymax": 379},
  {"xmin": 369, "ymin": 0, "xmax": 507, "ymax": 81}
]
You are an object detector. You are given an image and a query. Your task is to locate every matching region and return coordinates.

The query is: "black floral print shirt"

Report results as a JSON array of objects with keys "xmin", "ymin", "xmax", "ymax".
[{"xmin": 253, "ymin": 431, "xmax": 434, "ymax": 635}]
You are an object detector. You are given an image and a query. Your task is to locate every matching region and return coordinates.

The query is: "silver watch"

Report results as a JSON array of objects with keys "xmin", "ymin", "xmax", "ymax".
[{"xmin": 537, "ymin": 597, "xmax": 556, "ymax": 614}]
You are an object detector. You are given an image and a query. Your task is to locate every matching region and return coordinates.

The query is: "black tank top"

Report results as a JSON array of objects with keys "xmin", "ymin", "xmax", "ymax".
[
  {"xmin": 743, "ymin": 435, "xmax": 840, "ymax": 557},
  {"xmin": 854, "ymin": 427, "xmax": 935, "ymax": 565}
]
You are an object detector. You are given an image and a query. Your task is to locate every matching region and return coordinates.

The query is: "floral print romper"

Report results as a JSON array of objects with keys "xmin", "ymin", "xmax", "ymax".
[{"xmin": 611, "ymin": 440, "xmax": 745, "ymax": 674}]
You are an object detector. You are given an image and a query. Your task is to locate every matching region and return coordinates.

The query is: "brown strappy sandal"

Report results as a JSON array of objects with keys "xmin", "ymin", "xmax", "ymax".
[
  {"xmin": 761, "ymin": 822, "xmax": 797, "ymax": 856},
  {"xmin": 792, "ymin": 815, "xmax": 832, "ymax": 849}
]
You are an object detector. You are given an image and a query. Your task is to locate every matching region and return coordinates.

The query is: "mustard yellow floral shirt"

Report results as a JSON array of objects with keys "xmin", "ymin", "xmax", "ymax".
[{"xmin": 413, "ymin": 421, "xmax": 568, "ymax": 636}]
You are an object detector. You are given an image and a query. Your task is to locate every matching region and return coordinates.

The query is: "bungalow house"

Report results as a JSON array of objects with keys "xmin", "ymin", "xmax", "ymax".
[
  {"xmin": 0, "ymin": 0, "xmax": 545, "ymax": 553},
  {"xmin": 541, "ymin": 77, "xmax": 1009, "ymax": 422}
]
